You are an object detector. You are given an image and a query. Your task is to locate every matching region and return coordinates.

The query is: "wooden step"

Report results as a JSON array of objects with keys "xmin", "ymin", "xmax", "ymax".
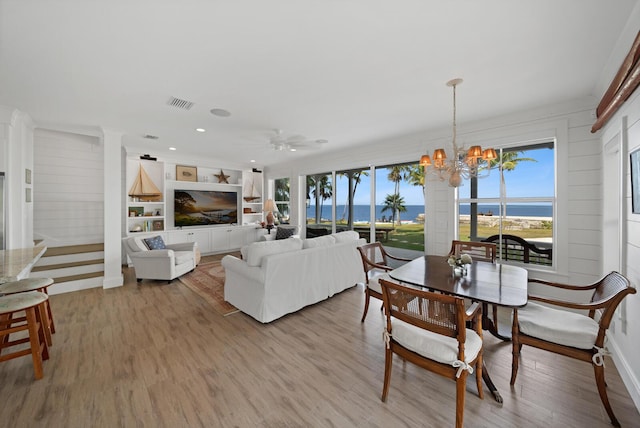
[
  {"xmin": 31, "ymin": 258, "xmax": 104, "ymax": 272},
  {"xmin": 43, "ymin": 243, "xmax": 104, "ymax": 257},
  {"xmin": 52, "ymin": 271, "xmax": 104, "ymax": 284}
]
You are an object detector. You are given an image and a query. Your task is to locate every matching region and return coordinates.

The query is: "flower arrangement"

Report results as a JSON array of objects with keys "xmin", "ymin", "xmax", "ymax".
[{"xmin": 448, "ymin": 253, "xmax": 473, "ymax": 275}]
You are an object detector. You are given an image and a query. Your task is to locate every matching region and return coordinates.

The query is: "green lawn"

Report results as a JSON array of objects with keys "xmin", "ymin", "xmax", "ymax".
[
  {"xmin": 378, "ymin": 223, "xmax": 424, "ymax": 251},
  {"xmin": 306, "ymin": 220, "xmax": 552, "ymax": 252}
]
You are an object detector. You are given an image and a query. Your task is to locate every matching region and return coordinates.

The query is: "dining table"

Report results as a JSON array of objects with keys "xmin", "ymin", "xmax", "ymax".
[{"xmin": 388, "ymin": 254, "xmax": 529, "ymax": 403}]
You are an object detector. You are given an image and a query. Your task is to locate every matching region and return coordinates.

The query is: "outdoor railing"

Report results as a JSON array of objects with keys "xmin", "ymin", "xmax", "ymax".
[{"xmin": 482, "ymin": 234, "xmax": 552, "ymax": 266}]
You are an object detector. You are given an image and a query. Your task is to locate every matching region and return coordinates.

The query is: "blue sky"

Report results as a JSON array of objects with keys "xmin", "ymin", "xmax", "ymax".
[{"xmin": 330, "ymin": 147, "xmax": 554, "ymax": 205}]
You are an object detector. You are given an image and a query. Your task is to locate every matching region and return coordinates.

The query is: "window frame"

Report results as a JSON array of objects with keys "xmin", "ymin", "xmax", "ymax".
[{"xmin": 456, "ymin": 140, "xmax": 556, "ymax": 269}]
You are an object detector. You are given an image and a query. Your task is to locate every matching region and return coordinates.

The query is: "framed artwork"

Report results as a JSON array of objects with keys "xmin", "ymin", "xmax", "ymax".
[
  {"xmin": 176, "ymin": 165, "xmax": 197, "ymax": 182},
  {"xmin": 25, "ymin": 168, "xmax": 31, "ymax": 184},
  {"xmin": 129, "ymin": 206, "xmax": 144, "ymax": 217},
  {"xmin": 631, "ymin": 148, "xmax": 640, "ymax": 214},
  {"xmin": 152, "ymin": 220, "xmax": 164, "ymax": 231}
]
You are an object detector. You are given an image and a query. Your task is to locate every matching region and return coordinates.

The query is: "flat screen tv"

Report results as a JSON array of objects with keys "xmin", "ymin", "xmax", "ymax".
[{"xmin": 174, "ymin": 189, "xmax": 238, "ymax": 227}]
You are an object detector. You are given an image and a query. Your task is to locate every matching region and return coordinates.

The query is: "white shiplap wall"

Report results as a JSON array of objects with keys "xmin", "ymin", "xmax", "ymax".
[
  {"xmin": 267, "ymin": 99, "xmax": 601, "ymax": 282},
  {"xmin": 601, "ymin": 87, "xmax": 640, "ymax": 410},
  {"xmin": 33, "ymin": 129, "xmax": 104, "ymax": 246}
]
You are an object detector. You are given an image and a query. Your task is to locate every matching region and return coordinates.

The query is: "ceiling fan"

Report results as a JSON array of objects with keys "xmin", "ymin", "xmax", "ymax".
[{"xmin": 268, "ymin": 129, "xmax": 328, "ymax": 152}]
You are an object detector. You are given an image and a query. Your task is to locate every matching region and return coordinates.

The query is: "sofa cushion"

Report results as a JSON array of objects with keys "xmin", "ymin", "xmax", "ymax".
[
  {"xmin": 246, "ymin": 237, "xmax": 304, "ymax": 267},
  {"xmin": 144, "ymin": 235, "xmax": 166, "ymax": 250},
  {"xmin": 174, "ymin": 250, "xmax": 193, "ymax": 265},
  {"xmin": 302, "ymin": 235, "xmax": 336, "ymax": 249},
  {"xmin": 275, "ymin": 226, "xmax": 298, "ymax": 240},
  {"xmin": 129, "ymin": 237, "xmax": 149, "ymax": 252},
  {"xmin": 240, "ymin": 244, "xmax": 250, "ymax": 260},
  {"xmin": 331, "ymin": 230, "xmax": 360, "ymax": 243}
]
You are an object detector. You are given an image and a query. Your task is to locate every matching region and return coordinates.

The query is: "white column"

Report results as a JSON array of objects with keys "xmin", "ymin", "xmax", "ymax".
[
  {"xmin": 0, "ymin": 107, "xmax": 34, "ymax": 249},
  {"xmin": 101, "ymin": 129, "xmax": 124, "ymax": 288}
]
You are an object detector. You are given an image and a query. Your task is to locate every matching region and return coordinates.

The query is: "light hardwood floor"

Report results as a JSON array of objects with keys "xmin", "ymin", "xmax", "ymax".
[{"xmin": 1, "ymin": 260, "xmax": 638, "ymax": 427}]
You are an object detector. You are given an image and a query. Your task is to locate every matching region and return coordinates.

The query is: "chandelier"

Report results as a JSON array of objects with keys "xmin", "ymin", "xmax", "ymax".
[{"xmin": 420, "ymin": 78, "xmax": 497, "ymax": 187}]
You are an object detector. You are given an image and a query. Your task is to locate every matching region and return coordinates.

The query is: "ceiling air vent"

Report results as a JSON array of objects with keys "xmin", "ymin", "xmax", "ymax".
[
  {"xmin": 143, "ymin": 134, "xmax": 159, "ymax": 140},
  {"xmin": 167, "ymin": 96, "xmax": 195, "ymax": 110}
]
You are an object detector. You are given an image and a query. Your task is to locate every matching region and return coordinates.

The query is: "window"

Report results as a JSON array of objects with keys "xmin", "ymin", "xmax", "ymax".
[
  {"xmin": 375, "ymin": 162, "xmax": 425, "ymax": 251},
  {"xmin": 457, "ymin": 141, "xmax": 555, "ymax": 266},
  {"xmin": 305, "ymin": 173, "xmax": 333, "ymax": 237},
  {"xmin": 336, "ymin": 167, "xmax": 371, "ymax": 229},
  {"xmin": 274, "ymin": 177, "xmax": 290, "ymax": 224}
]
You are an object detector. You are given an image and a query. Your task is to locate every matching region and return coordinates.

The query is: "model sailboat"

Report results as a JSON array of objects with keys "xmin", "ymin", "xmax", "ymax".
[
  {"xmin": 129, "ymin": 164, "xmax": 162, "ymax": 201},
  {"xmin": 243, "ymin": 176, "xmax": 261, "ymax": 202}
]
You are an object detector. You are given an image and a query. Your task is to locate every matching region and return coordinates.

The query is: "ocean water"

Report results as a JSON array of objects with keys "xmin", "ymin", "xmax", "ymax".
[{"xmin": 307, "ymin": 204, "xmax": 552, "ymax": 223}]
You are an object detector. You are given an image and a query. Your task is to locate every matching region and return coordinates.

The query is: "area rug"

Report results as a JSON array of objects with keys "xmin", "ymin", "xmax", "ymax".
[{"xmin": 178, "ymin": 259, "xmax": 239, "ymax": 316}]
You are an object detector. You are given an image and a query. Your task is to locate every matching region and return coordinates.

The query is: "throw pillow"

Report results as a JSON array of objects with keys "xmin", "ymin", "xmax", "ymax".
[
  {"xmin": 144, "ymin": 235, "xmax": 166, "ymax": 250},
  {"xmin": 275, "ymin": 226, "xmax": 296, "ymax": 240}
]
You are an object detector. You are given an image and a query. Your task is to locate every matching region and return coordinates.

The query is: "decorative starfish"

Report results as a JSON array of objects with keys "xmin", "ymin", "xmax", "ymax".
[{"xmin": 214, "ymin": 169, "xmax": 230, "ymax": 184}]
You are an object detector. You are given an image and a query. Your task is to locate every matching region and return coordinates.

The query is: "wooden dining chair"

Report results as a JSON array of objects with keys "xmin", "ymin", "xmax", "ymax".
[
  {"xmin": 447, "ymin": 240, "xmax": 508, "ymax": 338},
  {"xmin": 511, "ymin": 272, "xmax": 636, "ymax": 427},
  {"xmin": 448, "ymin": 240, "xmax": 496, "ymax": 262},
  {"xmin": 379, "ymin": 278, "xmax": 484, "ymax": 428},
  {"xmin": 357, "ymin": 242, "xmax": 412, "ymax": 322}
]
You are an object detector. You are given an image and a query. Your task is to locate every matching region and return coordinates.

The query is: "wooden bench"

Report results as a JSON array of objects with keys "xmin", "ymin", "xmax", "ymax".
[
  {"xmin": 481, "ymin": 234, "xmax": 552, "ymax": 266},
  {"xmin": 353, "ymin": 227, "xmax": 393, "ymax": 242}
]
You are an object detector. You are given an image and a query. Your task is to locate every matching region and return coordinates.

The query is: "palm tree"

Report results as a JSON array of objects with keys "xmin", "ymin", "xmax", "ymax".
[
  {"xmin": 406, "ymin": 164, "xmax": 425, "ymax": 191},
  {"xmin": 387, "ymin": 165, "xmax": 410, "ymax": 197},
  {"xmin": 468, "ymin": 150, "xmax": 538, "ymax": 240},
  {"xmin": 308, "ymin": 174, "xmax": 332, "ymax": 224},
  {"xmin": 381, "ymin": 193, "xmax": 407, "ymax": 226},
  {"xmin": 274, "ymin": 178, "xmax": 290, "ymax": 220},
  {"xmin": 337, "ymin": 169, "xmax": 369, "ymax": 225}
]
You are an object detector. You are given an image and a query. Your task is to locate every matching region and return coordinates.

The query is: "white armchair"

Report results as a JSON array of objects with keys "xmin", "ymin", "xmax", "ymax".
[{"xmin": 122, "ymin": 236, "xmax": 198, "ymax": 283}]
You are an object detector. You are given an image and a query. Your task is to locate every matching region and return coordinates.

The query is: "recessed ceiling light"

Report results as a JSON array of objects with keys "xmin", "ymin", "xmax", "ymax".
[
  {"xmin": 169, "ymin": 147, "xmax": 177, "ymax": 151},
  {"xmin": 210, "ymin": 108, "xmax": 231, "ymax": 117},
  {"xmin": 196, "ymin": 128, "xmax": 206, "ymax": 133},
  {"xmin": 250, "ymin": 159, "xmax": 256, "ymax": 163},
  {"xmin": 289, "ymin": 148, "xmax": 297, "ymax": 152}
]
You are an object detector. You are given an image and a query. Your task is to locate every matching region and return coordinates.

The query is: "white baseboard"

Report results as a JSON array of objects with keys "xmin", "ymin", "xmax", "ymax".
[
  {"xmin": 609, "ymin": 336, "xmax": 640, "ymax": 412},
  {"xmin": 48, "ymin": 276, "xmax": 103, "ymax": 295}
]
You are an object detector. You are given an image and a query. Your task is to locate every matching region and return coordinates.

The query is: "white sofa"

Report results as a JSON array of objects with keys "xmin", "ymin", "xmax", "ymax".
[
  {"xmin": 122, "ymin": 236, "xmax": 198, "ymax": 283},
  {"xmin": 222, "ymin": 231, "xmax": 366, "ymax": 323}
]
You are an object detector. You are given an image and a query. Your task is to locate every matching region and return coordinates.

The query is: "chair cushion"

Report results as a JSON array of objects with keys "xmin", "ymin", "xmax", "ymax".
[
  {"xmin": 144, "ymin": 235, "xmax": 166, "ymax": 250},
  {"xmin": 367, "ymin": 271, "xmax": 390, "ymax": 294},
  {"xmin": 391, "ymin": 317, "xmax": 482, "ymax": 365},
  {"xmin": 302, "ymin": 235, "xmax": 336, "ymax": 249},
  {"xmin": 174, "ymin": 250, "xmax": 193, "ymax": 265},
  {"xmin": 275, "ymin": 226, "xmax": 297, "ymax": 240},
  {"xmin": 331, "ymin": 230, "xmax": 360, "ymax": 243},
  {"xmin": 245, "ymin": 237, "xmax": 304, "ymax": 267},
  {"xmin": 517, "ymin": 302, "xmax": 599, "ymax": 349}
]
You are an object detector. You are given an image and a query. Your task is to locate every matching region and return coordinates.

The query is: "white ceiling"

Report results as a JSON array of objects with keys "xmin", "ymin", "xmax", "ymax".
[{"xmin": 1, "ymin": 0, "xmax": 638, "ymax": 167}]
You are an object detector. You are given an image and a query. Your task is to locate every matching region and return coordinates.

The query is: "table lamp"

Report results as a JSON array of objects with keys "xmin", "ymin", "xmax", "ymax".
[{"xmin": 263, "ymin": 199, "xmax": 278, "ymax": 233}]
